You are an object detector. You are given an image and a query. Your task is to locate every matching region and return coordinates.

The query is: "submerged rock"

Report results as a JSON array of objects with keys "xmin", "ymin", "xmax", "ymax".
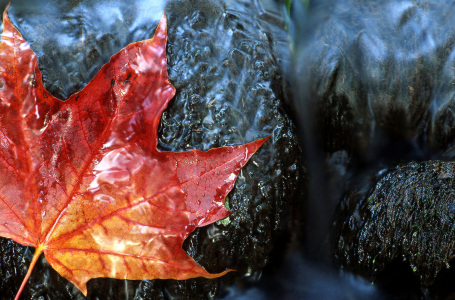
[
  {"xmin": 293, "ymin": 2, "xmax": 455, "ymax": 297},
  {"xmin": 294, "ymin": 0, "xmax": 455, "ymax": 163},
  {"xmin": 0, "ymin": 0, "xmax": 305, "ymax": 299}
]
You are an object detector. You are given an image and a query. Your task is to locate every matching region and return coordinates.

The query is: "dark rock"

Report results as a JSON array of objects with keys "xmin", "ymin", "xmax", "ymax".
[
  {"xmin": 293, "ymin": 0, "xmax": 455, "ymax": 162},
  {"xmin": 334, "ymin": 161, "xmax": 455, "ymax": 296},
  {"xmin": 0, "ymin": 0, "xmax": 305, "ymax": 299},
  {"xmin": 292, "ymin": 2, "xmax": 455, "ymax": 297}
]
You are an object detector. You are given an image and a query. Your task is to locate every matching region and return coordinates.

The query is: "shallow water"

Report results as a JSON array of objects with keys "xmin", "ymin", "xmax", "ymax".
[
  {"xmin": 0, "ymin": 0, "xmax": 306, "ymax": 299},
  {"xmin": 8, "ymin": 0, "xmax": 455, "ymax": 299},
  {"xmin": 292, "ymin": 0, "xmax": 455, "ymax": 298}
]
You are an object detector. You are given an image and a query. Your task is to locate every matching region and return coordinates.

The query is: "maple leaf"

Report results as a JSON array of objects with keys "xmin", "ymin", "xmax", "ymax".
[{"xmin": 0, "ymin": 6, "xmax": 269, "ymax": 299}]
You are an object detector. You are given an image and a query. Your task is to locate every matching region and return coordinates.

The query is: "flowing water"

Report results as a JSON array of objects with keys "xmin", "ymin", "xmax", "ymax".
[
  {"xmin": 292, "ymin": 0, "xmax": 455, "ymax": 299},
  {"xmin": 5, "ymin": 0, "xmax": 455, "ymax": 299},
  {"xmin": 0, "ymin": 0, "xmax": 306, "ymax": 299}
]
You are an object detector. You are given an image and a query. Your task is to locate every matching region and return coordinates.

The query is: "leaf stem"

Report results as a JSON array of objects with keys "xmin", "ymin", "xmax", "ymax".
[{"xmin": 14, "ymin": 246, "xmax": 43, "ymax": 300}]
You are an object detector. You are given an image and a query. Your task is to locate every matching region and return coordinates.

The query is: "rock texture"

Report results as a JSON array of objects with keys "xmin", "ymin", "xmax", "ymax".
[
  {"xmin": 0, "ymin": 0, "xmax": 305, "ymax": 299},
  {"xmin": 334, "ymin": 161, "xmax": 455, "ymax": 298}
]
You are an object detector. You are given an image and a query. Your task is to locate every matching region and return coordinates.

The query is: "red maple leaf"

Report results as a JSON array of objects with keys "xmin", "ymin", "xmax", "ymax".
[{"xmin": 0, "ymin": 6, "xmax": 268, "ymax": 299}]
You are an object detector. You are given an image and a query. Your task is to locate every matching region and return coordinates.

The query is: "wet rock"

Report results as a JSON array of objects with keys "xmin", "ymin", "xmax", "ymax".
[
  {"xmin": 293, "ymin": 2, "xmax": 455, "ymax": 296},
  {"xmin": 293, "ymin": 0, "xmax": 455, "ymax": 162},
  {"xmin": 334, "ymin": 161, "xmax": 455, "ymax": 296},
  {"xmin": 0, "ymin": 0, "xmax": 305, "ymax": 299}
]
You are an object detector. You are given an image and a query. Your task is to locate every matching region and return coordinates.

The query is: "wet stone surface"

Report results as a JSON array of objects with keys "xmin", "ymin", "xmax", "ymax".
[
  {"xmin": 296, "ymin": 0, "xmax": 455, "ymax": 163},
  {"xmin": 334, "ymin": 161, "xmax": 455, "ymax": 298},
  {"xmin": 0, "ymin": 0, "xmax": 305, "ymax": 299},
  {"xmin": 291, "ymin": 1, "xmax": 455, "ymax": 298}
]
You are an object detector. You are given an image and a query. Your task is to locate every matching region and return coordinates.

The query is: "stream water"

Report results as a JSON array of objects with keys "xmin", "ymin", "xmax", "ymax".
[
  {"xmin": 0, "ymin": 0, "xmax": 306, "ymax": 299},
  {"xmin": 293, "ymin": 0, "xmax": 455, "ymax": 299},
  {"xmin": 3, "ymin": 0, "xmax": 455, "ymax": 299}
]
